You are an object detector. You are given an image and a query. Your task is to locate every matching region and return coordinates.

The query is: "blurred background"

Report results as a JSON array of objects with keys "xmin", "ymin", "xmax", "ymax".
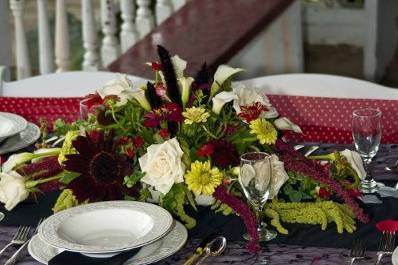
[{"xmin": 1, "ymin": 0, "xmax": 398, "ymax": 87}]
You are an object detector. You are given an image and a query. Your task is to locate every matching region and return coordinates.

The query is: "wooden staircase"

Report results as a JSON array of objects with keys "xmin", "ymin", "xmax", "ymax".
[{"xmin": 108, "ymin": 0, "xmax": 294, "ymax": 78}]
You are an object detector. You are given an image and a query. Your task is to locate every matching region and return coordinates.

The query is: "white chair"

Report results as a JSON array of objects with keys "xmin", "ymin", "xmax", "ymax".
[
  {"xmin": 0, "ymin": 71, "xmax": 148, "ymax": 97},
  {"xmin": 239, "ymin": 73, "xmax": 398, "ymax": 100}
]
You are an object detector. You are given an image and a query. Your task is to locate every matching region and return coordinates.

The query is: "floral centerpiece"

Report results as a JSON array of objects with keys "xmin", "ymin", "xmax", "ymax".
[{"xmin": 0, "ymin": 46, "xmax": 369, "ymax": 252}]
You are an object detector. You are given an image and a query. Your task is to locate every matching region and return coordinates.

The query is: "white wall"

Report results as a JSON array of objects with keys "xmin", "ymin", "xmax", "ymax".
[{"xmin": 0, "ymin": 1, "xmax": 12, "ymax": 69}]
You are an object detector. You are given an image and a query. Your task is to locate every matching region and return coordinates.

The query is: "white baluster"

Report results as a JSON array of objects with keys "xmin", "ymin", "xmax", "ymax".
[
  {"xmin": 120, "ymin": 0, "xmax": 139, "ymax": 53},
  {"xmin": 136, "ymin": 0, "xmax": 155, "ymax": 38},
  {"xmin": 82, "ymin": 0, "xmax": 100, "ymax": 70},
  {"xmin": 101, "ymin": 0, "xmax": 120, "ymax": 66},
  {"xmin": 55, "ymin": 0, "xmax": 70, "ymax": 72},
  {"xmin": 37, "ymin": 0, "xmax": 54, "ymax": 74},
  {"xmin": 9, "ymin": 0, "xmax": 31, "ymax": 80},
  {"xmin": 156, "ymin": 0, "xmax": 173, "ymax": 25},
  {"xmin": 171, "ymin": 0, "xmax": 187, "ymax": 10}
]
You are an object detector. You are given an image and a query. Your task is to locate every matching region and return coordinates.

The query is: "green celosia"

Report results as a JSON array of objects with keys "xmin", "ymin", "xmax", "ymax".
[{"xmin": 58, "ymin": 131, "xmax": 79, "ymax": 165}]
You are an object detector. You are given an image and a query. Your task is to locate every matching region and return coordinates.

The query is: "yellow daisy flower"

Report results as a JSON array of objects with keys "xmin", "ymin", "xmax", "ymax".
[
  {"xmin": 185, "ymin": 161, "xmax": 223, "ymax": 196},
  {"xmin": 249, "ymin": 118, "xmax": 278, "ymax": 145},
  {"xmin": 182, "ymin": 107, "xmax": 210, "ymax": 125}
]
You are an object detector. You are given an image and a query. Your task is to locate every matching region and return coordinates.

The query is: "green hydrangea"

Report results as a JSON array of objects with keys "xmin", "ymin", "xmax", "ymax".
[{"xmin": 58, "ymin": 131, "xmax": 79, "ymax": 165}]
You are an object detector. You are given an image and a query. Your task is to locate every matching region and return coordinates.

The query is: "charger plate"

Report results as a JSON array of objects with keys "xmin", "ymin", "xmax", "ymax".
[
  {"xmin": 0, "ymin": 112, "xmax": 27, "ymax": 142},
  {"xmin": 29, "ymin": 221, "xmax": 187, "ymax": 265}
]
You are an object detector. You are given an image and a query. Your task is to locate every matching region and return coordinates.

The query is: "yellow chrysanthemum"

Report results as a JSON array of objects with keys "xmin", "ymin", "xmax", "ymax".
[
  {"xmin": 185, "ymin": 161, "xmax": 223, "ymax": 196},
  {"xmin": 249, "ymin": 118, "xmax": 278, "ymax": 145},
  {"xmin": 182, "ymin": 107, "xmax": 210, "ymax": 125},
  {"xmin": 58, "ymin": 131, "xmax": 79, "ymax": 164}
]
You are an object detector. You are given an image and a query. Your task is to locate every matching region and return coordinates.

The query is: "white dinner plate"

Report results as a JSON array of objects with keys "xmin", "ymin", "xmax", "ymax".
[
  {"xmin": 29, "ymin": 221, "xmax": 187, "ymax": 265},
  {"xmin": 0, "ymin": 112, "xmax": 27, "ymax": 142},
  {"xmin": 0, "ymin": 123, "xmax": 40, "ymax": 155},
  {"xmin": 392, "ymin": 246, "xmax": 398, "ymax": 265},
  {"xmin": 38, "ymin": 201, "xmax": 173, "ymax": 254}
]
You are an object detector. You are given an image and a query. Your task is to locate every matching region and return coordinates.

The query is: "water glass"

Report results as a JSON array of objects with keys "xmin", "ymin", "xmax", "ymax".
[
  {"xmin": 352, "ymin": 108, "xmax": 382, "ymax": 193},
  {"xmin": 239, "ymin": 152, "xmax": 277, "ymax": 242}
]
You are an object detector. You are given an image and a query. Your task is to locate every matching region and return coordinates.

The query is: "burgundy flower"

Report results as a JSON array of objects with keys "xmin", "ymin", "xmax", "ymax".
[
  {"xmin": 126, "ymin": 148, "xmax": 135, "ymax": 158},
  {"xmin": 197, "ymin": 143, "xmax": 215, "ymax": 157},
  {"xmin": 238, "ymin": 102, "xmax": 269, "ymax": 122},
  {"xmin": 159, "ymin": 128, "xmax": 170, "ymax": 139},
  {"xmin": 151, "ymin": 62, "xmax": 162, "ymax": 71},
  {"xmin": 118, "ymin": 136, "xmax": 129, "ymax": 145},
  {"xmin": 17, "ymin": 156, "xmax": 63, "ymax": 192},
  {"xmin": 132, "ymin": 136, "xmax": 144, "ymax": 148},
  {"xmin": 209, "ymin": 139, "xmax": 239, "ymax": 169},
  {"xmin": 318, "ymin": 188, "xmax": 331, "ymax": 199},
  {"xmin": 144, "ymin": 112, "xmax": 160, "ymax": 128},
  {"xmin": 213, "ymin": 185, "xmax": 259, "ymax": 253},
  {"xmin": 162, "ymin": 102, "xmax": 183, "ymax": 123},
  {"xmin": 83, "ymin": 93, "xmax": 103, "ymax": 110},
  {"xmin": 63, "ymin": 132, "xmax": 134, "ymax": 202}
]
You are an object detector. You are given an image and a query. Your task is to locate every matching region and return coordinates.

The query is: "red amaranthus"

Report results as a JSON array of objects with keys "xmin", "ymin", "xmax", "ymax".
[{"xmin": 274, "ymin": 139, "xmax": 369, "ymax": 223}]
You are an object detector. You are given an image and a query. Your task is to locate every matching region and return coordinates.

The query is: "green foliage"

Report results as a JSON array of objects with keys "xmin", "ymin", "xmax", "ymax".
[
  {"xmin": 281, "ymin": 171, "xmax": 317, "ymax": 202},
  {"xmin": 59, "ymin": 171, "xmax": 81, "ymax": 185},
  {"xmin": 160, "ymin": 183, "xmax": 196, "ymax": 229},
  {"xmin": 124, "ymin": 171, "xmax": 146, "ymax": 188}
]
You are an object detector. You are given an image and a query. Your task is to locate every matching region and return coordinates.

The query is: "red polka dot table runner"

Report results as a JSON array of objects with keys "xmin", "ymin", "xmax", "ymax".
[{"xmin": 0, "ymin": 95, "xmax": 397, "ymax": 144}]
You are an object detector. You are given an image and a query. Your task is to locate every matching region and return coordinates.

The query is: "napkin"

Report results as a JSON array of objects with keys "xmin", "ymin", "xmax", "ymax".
[
  {"xmin": 378, "ymin": 186, "xmax": 398, "ymax": 198},
  {"xmin": 358, "ymin": 194, "xmax": 382, "ymax": 204},
  {"xmin": 376, "ymin": 219, "xmax": 398, "ymax": 233},
  {"xmin": 48, "ymin": 247, "xmax": 141, "ymax": 265}
]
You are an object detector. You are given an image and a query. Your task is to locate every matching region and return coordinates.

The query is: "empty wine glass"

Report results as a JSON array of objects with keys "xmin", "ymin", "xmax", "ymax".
[
  {"xmin": 239, "ymin": 152, "xmax": 277, "ymax": 242},
  {"xmin": 352, "ymin": 108, "xmax": 382, "ymax": 193}
]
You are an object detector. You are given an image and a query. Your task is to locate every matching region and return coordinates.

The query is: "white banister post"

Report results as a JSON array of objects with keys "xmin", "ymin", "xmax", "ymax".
[
  {"xmin": 136, "ymin": 0, "xmax": 155, "ymax": 38},
  {"xmin": 101, "ymin": 0, "xmax": 120, "ymax": 66},
  {"xmin": 9, "ymin": 0, "xmax": 31, "ymax": 80},
  {"xmin": 82, "ymin": 0, "xmax": 100, "ymax": 70},
  {"xmin": 156, "ymin": 0, "xmax": 173, "ymax": 25},
  {"xmin": 171, "ymin": 0, "xmax": 187, "ymax": 10},
  {"xmin": 55, "ymin": 0, "xmax": 70, "ymax": 72},
  {"xmin": 37, "ymin": 0, "xmax": 54, "ymax": 74},
  {"xmin": 120, "ymin": 0, "xmax": 139, "ymax": 53},
  {"xmin": 0, "ymin": 1, "xmax": 12, "ymax": 70}
]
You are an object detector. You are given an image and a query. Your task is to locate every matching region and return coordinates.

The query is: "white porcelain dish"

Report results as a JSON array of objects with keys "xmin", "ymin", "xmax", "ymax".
[
  {"xmin": 38, "ymin": 201, "xmax": 173, "ymax": 254},
  {"xmin": 0, "ymin": 123, "xmax": 40, "ymax": 155},
  {"xmin": 393, "ymin": 246, "xmax": 398, "ymax": 265},
  {"xmin": 0, "ymin": 112, "xmax": 27, "ymax": 142},
  {"xmin": 29, "ymin": 221, "xmax": 187, "ymax": 265}
]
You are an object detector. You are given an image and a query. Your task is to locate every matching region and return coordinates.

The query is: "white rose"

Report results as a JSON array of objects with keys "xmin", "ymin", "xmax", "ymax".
[
  {"xmin": 274, "ymin": 117, "xmax": 302, "ymax": 133},
  {"xmin": 96, "ymin": 75, "xmax": 134, "ymax": 106},
  {"xmin": 211, "ymin": 91, "xmax": 238, "ymax": 115},
  {"xmin": 139, "ymin": 138, "xmax": 185, "ymax": 194},
  {"xmin": 0, "ymin": 171, "xmax": 29, "ymax": 210},
  {"xmin": 340, "ymin": 149, "xmax": 366, "ymax": 180},
  {"xmin": 232, "ymin": 83, "xmax": 278, "ymax": 118}
]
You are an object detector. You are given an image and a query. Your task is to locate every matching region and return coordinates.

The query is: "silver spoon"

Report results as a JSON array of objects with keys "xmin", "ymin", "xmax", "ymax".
[{"xmin": 195, "ymin": 236, "xmax": 227, "ymax": 265}]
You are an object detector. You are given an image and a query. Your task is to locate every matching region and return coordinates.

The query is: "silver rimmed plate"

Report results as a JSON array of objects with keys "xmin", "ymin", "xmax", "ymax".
[
  {"xmin": 0, "ymin": 112, "xmax": 27, "ymax": 142},
  {"xmin": 0, "ymin": 123, "xmax": 40, "ymax": 155},
  {"xmin": 38, "ymin": 201, "xmax": 173, "ymax": 254},
  {"xmin": 29, "ymin": 220, "xmax": 187, "ymax": 265},
  {"xmin": 393, "ymin": 247, "xmax": 398, "ymax": 265}
]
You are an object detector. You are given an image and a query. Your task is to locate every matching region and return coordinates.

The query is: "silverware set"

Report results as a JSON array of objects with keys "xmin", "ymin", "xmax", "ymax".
[
  {"xmin": 183, "ymin": 236, "xmax": 227, "ymax": 265},
  {"xmin": 0, "ymin": 218, "xmax": 44, "ymax": 265},
  {"xmin": 348, "ymin": 233, "xmax": 396, "ymax": 265},
  {"xmin": 294, "ymin": 144, "xmax": 320, "ymax": 157}
]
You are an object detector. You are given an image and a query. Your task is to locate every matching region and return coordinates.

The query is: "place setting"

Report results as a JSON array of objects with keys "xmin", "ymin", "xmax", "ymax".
[{"xmin": 0, "ymin": 112, "xmax": 40, "ymax": 155}]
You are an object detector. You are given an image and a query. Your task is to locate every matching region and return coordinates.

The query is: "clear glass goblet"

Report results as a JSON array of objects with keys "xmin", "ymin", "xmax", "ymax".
[
  {"xmin": 239, "ymin": 152, "xmax": 277, "ymax": 242},
  {"xmin": 352, "ymin": 108, "xmax": 382, "ymax": 193}
]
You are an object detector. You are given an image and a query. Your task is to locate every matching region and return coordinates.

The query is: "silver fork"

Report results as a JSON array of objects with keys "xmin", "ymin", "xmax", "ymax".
[
  {"xmin": 348, "ymin": 238, "xmax": 365, "ymax": 264},
  {"xmin": 0, "ymin": 226, "xmax": 31, "ymax": 256},
  {"xmin": 4, "ymin": 218, "xmax": 45, "ymax": 265},
  {"xmin": 374, "ymin": 232, "xmax": 396, "ymax": 265}
]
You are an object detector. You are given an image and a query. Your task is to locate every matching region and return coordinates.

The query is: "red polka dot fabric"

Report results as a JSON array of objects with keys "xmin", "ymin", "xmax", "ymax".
[
  {"xmin": 0, "ymin": 97, "xmax": 81, "ymax": 129},
  {"xmin": 0, "ymin": 95, "xmax": 397, "ymax": 143},
  {"xmin": 268, "ymin": 95, "xmax": 398, "ymax": 144}
]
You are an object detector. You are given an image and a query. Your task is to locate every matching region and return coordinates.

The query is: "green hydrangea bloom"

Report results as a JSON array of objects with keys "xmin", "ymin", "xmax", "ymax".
[{"xmin": 58, "ymin": 131, "xmax": 79, "ymax": 165}]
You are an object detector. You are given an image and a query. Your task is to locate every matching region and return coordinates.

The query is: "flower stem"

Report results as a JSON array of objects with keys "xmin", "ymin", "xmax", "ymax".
[
  {"xmin": 25, "ymin": 174, "xmax": 62, "ymax": 189},
  {"xmin": 201, "ymin": 125, "xmax": 218, "ymax": 139}
]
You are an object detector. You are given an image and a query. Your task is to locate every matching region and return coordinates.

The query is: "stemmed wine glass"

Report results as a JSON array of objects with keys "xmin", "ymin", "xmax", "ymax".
[
  {"xmin": 352, "ymin": 108, "xmax": 382, "ymax": 193},
  {"xmin": 239, "ymin": 152, "xmax": 277, "ymax": 242}
]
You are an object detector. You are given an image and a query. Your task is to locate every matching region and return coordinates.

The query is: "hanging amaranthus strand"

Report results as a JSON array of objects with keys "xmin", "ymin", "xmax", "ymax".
[
  {"xmin": 274, "ymin": 139, "xmax": 369, "ymax": 224},
  {"xmin": 213, "ymin": 185, "xmax": 260, "ymax": 253}
]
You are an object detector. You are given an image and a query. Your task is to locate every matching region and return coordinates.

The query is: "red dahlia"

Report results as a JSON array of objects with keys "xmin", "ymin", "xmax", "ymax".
[
  {"xmin": 238, "ymin": 102, "xmax": 269, "ymax": 122},
  {"xmin": 197, "ymin": 143, "xmax": 215, "ymax": 157},
  {"xmin": 208, "ymin": 139, "xmax": 239, "ymax": 169}
]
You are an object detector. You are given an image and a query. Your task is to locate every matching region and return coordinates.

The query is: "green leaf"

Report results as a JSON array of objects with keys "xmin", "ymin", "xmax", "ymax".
[
  {"xmin": 59, "ymin": 171, "xmax": 81, "ymax": 184},
  {"xmin": 124, "ymin": 171, "xmax": 146, "ymax": 188},
  {"xmin": 184, "ymin": 187, "xmax": 197, "ymax": 211},
  {"xmin": 289, "ymin": 191, "xmax": 302, "ymax": 202}
]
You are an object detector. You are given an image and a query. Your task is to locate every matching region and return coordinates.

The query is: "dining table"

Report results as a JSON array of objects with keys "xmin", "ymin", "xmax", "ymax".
[{"xmin": 0, "ymin": 142, "xmax": 397, "ymax": 265}]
